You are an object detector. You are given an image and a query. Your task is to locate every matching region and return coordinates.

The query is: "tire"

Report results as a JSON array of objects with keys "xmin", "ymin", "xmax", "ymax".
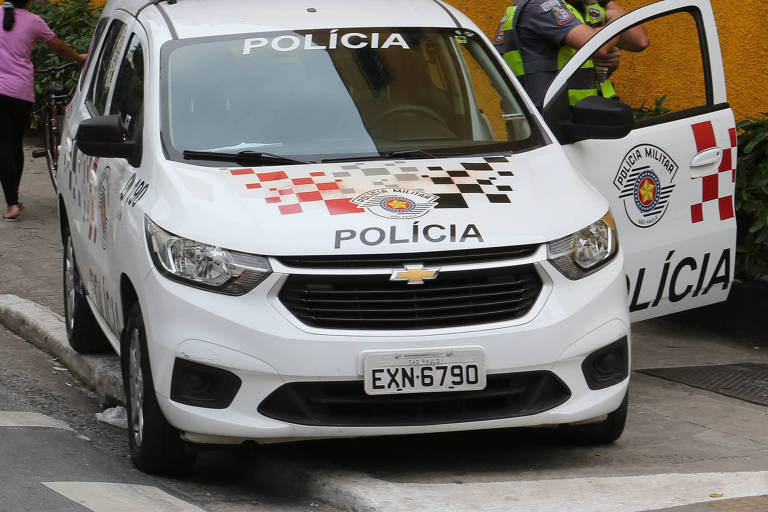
[
  {"xmin": 63, "ymin": 229, "xmax": 110, "ymax": 353},
  {"xmin": 560, "ymin": 392, "xmax": 628, "ymax": 445},
  {"xmin": 123, "ymin": 303, "xmax": 195, "ymax": 475}
]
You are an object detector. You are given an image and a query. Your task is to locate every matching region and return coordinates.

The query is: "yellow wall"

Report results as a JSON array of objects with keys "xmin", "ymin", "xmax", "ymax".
[
  {"xmin": 455, "ymin": 0, "xmax": 767, "ymax": 120},
  {"xmin": 13, "ymin": 0, "xmax": 764, "ymax": 119}
]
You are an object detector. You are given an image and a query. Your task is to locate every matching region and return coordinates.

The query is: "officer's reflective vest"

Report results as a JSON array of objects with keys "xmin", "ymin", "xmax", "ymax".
[{"xmin": 495, "ymin": 0, "xmax": 616, "ymax": 106}]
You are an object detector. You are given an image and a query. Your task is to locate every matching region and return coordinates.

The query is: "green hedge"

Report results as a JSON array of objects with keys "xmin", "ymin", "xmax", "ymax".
[
  {"xmin": 735, "ymin": 114, "xmax": 768, "ymax": 278},
  {"xmin": 29, "ymin": 0, "xmax": 101, "ymax": 119}
]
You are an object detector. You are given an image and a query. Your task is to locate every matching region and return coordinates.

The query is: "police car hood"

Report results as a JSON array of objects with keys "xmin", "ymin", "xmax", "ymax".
[{"xmin": 150, "ymin": 146, "xmax": 608, "ymax": 255}]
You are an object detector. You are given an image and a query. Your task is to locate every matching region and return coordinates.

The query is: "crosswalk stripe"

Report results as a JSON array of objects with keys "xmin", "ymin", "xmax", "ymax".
[
  {"xmin": 42, "ymin": 482, "xmax": 206, "ymax": 512},
  {"xmin": 0, "ymin": 412, "xmax": 72, "ymax": 430}
]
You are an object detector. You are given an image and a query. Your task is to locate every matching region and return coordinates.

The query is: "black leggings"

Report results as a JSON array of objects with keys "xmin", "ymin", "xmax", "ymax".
[{"xmin": 0, "ymin": 94, "xmax": 33, "ymax": 208}]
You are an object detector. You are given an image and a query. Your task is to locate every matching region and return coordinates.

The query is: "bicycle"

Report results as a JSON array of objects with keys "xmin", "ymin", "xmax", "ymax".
[{"xmin": 32, "ymin": 61, "xmax": 75, "ymax": 193}]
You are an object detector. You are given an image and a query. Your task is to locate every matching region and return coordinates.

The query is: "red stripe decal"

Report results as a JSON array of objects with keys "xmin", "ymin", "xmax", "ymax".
[
  {"xmin": 246, "ymin": 183, "xmax": 262, "ymax": 189},
  {"xmin": 718, "ymin": 149, "xmax": 732, "ymax": 173},
  {"xmin": 231, "ymin": 169, "xmax": 255, "ymax": 176},
  {"xmin": 279, "ymin": 204, "xmax": 303, "ymax": 215},
  {"xmin": 691, "ymin": 121, "xmax": 716, "ymax": 152},
  {"xmin": 729, "ymin": 127, "xmax": 737, "ymax": 147},
  {"xmin": 258, "ymin": 171, "xmax": 289, "ymax": 182},
  {"xmin": 297, "ymin": 191, "xmax": 323, "ymax": 202},
  {"xmin": 691, "ymin": 204, "xmax": 704, "ymax": 223},
  {"xmin": 324, "ymin": 198, "xmax": 365, "ymax": 215},
  {"xmin": 719, "ymin": 196, "xmax": 734, "ymax": 220},
  {"xmin": 702, "ymin": 174, "xmax": 718, "ymax": 202},
  {"xmin": 317, "ymin": 182, "xmax": 340, "ymax": 191}
]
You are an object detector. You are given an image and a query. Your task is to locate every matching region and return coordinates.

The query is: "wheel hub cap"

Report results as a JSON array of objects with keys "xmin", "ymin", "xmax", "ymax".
[
  {"xmin": 64, "ymin": 239, "xmax": 76, "ymax": 331},
  {"xmin": 128, "ymin": 328, "xmax": 145, "ymax": 448}
]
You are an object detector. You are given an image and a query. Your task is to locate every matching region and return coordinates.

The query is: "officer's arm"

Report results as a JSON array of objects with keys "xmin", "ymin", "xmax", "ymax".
[
  {"xmin": 562, "ymin": 24, "xmax": 620, "ymax": 60},
  {"xmin": 605, "ymin": 1, "xmax": 649, "ymax": 52}
]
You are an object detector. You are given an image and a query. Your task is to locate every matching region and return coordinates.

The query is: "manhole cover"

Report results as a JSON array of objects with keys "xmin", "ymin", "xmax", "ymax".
[{"xmin": 639, "ymin": 363, "xmax": 768, "ymax": 407}]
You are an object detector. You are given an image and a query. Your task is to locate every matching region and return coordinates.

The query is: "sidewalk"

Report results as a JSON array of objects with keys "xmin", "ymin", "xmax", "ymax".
[{"xmin": 0, "ymin": 136, "xmax": 63, "ymax": 317}]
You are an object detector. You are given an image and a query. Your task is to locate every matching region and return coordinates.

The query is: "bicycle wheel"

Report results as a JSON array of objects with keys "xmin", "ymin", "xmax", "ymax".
[{"xmin": 43, "ymin": 104, "xmax": 61, "ymax": 192}]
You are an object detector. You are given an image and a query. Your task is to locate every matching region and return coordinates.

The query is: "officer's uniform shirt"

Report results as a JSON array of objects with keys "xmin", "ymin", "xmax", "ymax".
[{"xmin": 514, "ymin": 0, "xmax": 583, "ymax": 108}]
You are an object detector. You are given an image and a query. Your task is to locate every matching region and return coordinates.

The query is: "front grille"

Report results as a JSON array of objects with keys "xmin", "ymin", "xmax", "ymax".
[
  {"xmin": 275, "ymin": 245, "xmax": 539, "ymax": 269},
  {"xmin": 278, "ymin": 265, "xmax": 543, "ymax": 330},
  {"xmin": 258, "ymin": 372, "xmax": 570, "ymax": 427}
]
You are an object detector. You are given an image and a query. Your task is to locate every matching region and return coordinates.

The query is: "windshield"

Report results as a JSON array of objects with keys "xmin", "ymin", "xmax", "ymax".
[{"xmin": 161, "ymin": 28, "xmax": 546, "ymax": 164}]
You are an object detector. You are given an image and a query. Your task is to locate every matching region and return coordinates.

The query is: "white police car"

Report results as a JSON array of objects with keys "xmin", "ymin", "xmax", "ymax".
[{"xmin": 57, "ymin": 0, "xmax": 736, "ymax": 474}]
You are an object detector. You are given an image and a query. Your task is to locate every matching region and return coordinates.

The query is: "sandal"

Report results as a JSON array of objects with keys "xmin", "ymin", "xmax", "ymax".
[{"xmin": 2, "ymin": 204, "xmax": 22, "ymax": 221}]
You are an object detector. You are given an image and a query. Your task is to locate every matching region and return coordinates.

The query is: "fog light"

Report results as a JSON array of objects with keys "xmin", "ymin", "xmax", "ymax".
[
  {"xmin": 582, "ymin": 337, "xmax": 628, "ymax": 390},
  {"xmin": 171, "ymin": 358, "xmax": 242, "ymax": 409},
  {"xmin": 182, "ymin": 370, "xmax": 210, "ymax": 395}
]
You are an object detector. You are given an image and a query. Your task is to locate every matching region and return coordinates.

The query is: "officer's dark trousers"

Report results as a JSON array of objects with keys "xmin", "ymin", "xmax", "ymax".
[{"xmin": 0, "ymin": 94, "xmax": 33, "ymax": 208}]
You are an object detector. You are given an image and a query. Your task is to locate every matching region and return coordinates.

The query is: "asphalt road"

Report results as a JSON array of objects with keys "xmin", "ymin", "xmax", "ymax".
[
  {"xmin": 0, "ymin": 322, "xmax": 342, "ymax": 511},
  {"xmin": 1, "ymin": 136, "xmax": 767, "ymax": 511}
]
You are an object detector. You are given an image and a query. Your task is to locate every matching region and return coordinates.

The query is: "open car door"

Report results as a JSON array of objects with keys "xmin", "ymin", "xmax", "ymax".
[{"xmin": 542, "ymin": 0, "xmax": 736, "ymax": 322}]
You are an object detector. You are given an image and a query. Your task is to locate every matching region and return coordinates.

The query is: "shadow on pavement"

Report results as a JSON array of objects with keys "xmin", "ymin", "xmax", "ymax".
[{"xmin": 665, "ymin": 278, "xmax": 768, "ymax": 348}]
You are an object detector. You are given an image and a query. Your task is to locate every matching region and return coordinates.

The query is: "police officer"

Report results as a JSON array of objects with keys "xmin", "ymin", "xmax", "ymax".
[{"xmin": 493, "ymin": 0, "xmax": 648, "ymax": 110}]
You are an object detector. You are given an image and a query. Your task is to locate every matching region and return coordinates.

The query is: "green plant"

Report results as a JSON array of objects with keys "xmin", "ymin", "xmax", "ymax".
[
  {"xmin": 735, "ymin": 114, "xmax": 768, "ymax": 278},
  {"xmin": 29, "ymin": 0, "xmax": 101, "ymax": 124},
  {"xmin": 632, "ymin": 95, "xmax": 671, "ymax": 120}
]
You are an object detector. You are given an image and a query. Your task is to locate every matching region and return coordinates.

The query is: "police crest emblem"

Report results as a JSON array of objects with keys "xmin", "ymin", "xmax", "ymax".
[
  {"xmin": 550, "ymin": 2, "xmax": 574, "ymax": 24},
  {"xmin": 586, "ymin": 6, "xmax": 604, "ymax": 23},
  {"xmin": 613, "ymin": 145, "xmax": 679, "ymax": 228},
  {"xmin": 352, "ymin": 189, "xmax": 439, "ymax": 219}
]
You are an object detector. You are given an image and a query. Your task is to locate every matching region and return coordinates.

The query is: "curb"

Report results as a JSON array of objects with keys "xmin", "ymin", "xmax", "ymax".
[
  {"xmin": 0, "ymin": 294, "xmax": 125, "ymax": 406},
  {"xmin": 0, "ymin": 293, "xmax": 367, "ymax": 511}
]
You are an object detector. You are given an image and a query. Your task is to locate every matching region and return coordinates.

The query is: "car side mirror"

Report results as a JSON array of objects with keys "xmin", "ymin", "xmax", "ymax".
[
  {"xmin": 76, "ymin": 114, "xmax": 138, "ymax": 161},
  {"xmin": 556, "ymin": 96, "xmax": 635, "ymax": 143}
]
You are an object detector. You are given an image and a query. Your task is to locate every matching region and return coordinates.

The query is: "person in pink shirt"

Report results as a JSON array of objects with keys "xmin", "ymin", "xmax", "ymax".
[{"xmin": 1, "ymin": 0, "xmax": 86, "ymax": 221}]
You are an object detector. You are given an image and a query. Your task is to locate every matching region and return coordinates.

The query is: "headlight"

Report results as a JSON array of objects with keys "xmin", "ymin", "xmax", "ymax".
[
  {"xmin": 547, "ymin": 212, "xmax": 618, "ymax": 280},
  {"xmin": 145, "ymin": 216, "xmax": 271, "ymax": 295}
]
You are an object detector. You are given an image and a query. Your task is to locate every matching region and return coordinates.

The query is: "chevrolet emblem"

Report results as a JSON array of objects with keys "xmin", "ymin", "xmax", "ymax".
[{"xmin": 390, "ymin": 264, "xmax": 440, "ymax": 285}]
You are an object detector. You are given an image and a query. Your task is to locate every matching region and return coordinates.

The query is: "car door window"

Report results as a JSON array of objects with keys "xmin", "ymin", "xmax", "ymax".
[
  {"xmin": 543, "ymin": 3, "xmax": 725, "ymax": 128},
  {"xmin": 78, "ymin": 17, "xmax": 109, "ymax": 91},
  {"xmin": 109, "ymin": 34, "xmax": 144, "ymax": 143},
  {"xmin": 609, "ymin": 12, "xmax": 708, "ymax": 124},
  {"xmin": 87, "ymin": 19, "xmax": 129, "ymax": 115}
]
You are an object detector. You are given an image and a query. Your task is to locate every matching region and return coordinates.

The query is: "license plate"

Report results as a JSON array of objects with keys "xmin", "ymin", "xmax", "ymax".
[{"xmin": 363, "ymin": 349, "xmax": 486, "ymax": 395}]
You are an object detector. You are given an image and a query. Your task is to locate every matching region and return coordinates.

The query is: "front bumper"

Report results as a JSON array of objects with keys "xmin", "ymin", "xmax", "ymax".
[{"xmin": 140, "ymin": 253, "xmax": 630, "ymax": 443}]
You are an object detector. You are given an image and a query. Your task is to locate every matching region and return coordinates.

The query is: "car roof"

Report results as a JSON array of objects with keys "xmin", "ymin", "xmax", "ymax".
[{"xmin": 111, "ymin": 0, "xmax": 462, "ymax": 39}]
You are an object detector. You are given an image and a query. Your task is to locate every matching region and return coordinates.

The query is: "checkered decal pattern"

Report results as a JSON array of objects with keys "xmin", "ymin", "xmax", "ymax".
[
  {"xmin": 223, "ymin": 157, "xmax": 516, "ymax": 215},
  {"xmin": 690, "ymin": 121, "xmax": 737, "ymax": 224}
]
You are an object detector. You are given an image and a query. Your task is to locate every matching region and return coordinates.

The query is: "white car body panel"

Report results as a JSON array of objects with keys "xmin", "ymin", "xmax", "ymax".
[{"xmin": 56, "ymin": 0, "xmax": 733, "ymax": 445}]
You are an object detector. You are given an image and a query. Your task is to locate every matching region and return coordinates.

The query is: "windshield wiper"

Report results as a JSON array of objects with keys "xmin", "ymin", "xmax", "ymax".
[
  {"xmin": 183, "ymin": 150, "xmax": 314, "ymax": 165},
  {"xmin": 321, "ymin": 149, "xmax": 439, "ymax": 163},
  {"xmin": 382, "ymin": 149, "xmax": 438, "ymax": 159}
]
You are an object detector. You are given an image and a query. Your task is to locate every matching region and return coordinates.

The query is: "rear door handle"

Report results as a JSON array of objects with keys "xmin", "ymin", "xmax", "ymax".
[{"xmin": 690, "ymin": 147, "xmax": 723, "ymax": 178}]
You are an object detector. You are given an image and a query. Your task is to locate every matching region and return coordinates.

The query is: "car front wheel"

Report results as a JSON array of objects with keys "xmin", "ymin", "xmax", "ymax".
[
  {"xmin": 560, "ymin": 391, "xmax": 628, "ymax": 445},
  {"xmin": 123, "ymin": 303, "xmax": 195, "ymax": 475}
]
